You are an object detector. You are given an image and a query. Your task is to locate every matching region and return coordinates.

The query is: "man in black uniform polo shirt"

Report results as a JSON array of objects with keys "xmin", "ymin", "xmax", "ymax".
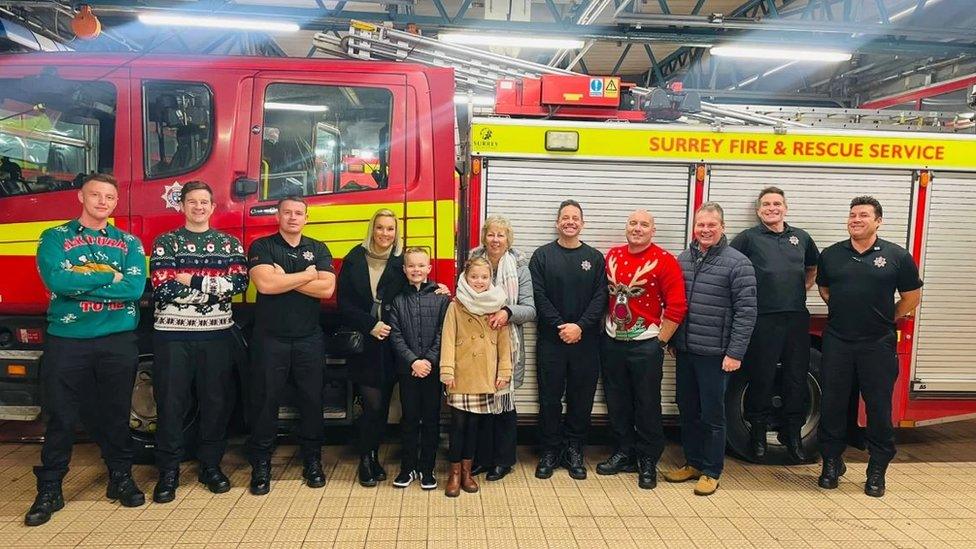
[
  {"xmin": 246, "ymin": 196, "xmax": 336, "ymax": 495},
  {"xmin": 815, "ymin": 196, "xmax": 921, "ymax": 497},
  {"xmin": 731, "ymin": 186, "xmax": 818, "ymax": 463},
  {"xmin": 529, "ymin": 199, "xmax": 608, "ymax": 480}
]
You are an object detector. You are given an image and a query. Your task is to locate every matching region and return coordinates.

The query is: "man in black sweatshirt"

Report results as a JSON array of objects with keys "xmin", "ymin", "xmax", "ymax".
[{"xmin": 529, "ymin": 199, "xmax": 608, "ymax": 480}]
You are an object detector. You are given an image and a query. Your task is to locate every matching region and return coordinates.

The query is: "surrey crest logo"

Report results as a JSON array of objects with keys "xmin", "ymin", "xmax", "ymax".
[
  {"xmin": 161, "ymin": 182, "xmax": 184, "ymax": 212},
  {"xmin": 473, "ymin": 126, "xmax": 498, "ymax": 149}
]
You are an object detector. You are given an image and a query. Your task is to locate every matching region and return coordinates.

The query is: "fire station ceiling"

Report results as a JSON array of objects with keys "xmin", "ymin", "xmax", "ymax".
[{"xmin": 0, "ymin": 0, "xmax": 974, "ymax": 107}]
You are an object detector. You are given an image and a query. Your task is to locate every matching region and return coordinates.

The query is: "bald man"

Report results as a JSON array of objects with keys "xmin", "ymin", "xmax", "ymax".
[{"xmin": 598, "ymin": 210, "xmax": 687, "ymax": 490}]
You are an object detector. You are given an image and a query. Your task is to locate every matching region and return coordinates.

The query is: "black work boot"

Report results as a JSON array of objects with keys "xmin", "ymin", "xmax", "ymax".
[
  {"xmin": 153, "ymin": 469, "xmax": 180, "ymax": 503},
  {"xmin": 782, "ymin": 429, "xmax": 809, "ymax": 464},
  {"xmin": 562, "ymin": 444, "xmax": 587, "ymax": 480},
  {"xmin": 198, "ymin": 466, "xmax": 231, "ymax": 494},
  {"xmin": 486, "ymin": 465, "xmax": 512, "ymax": 482},
  {"xmin": 358, "ymin": 454, "xmax": 377, "ymax": 487},
  {"xmin": 25, "ymin": 481, "xmax": 64, "ymax": 526},
  {"xmin": 106, "ymin": 470, "xmax": 146, "ymax": 507},
  {"xmin": 637, "ymin": 456, "xmax": 657, "ymax": 490},
  {"xmin": 535, "ymin": 449, "xmax": 559, "ymax": 479},
  {"xmin": 302, "ymin": 459, "xmax": 326, "ymax": 488},
  {"xmin": 369, "ymin": 450, "xmax": 387, "ymax": 481},
  {"xmin": 864, "ymin": 463, "xmax": 887, "ymax": 498},
  {"xmin": 817, "ymin": 456, "xmax": 847, "ymax": 489},
  {"xmin": 249, "ymin": 460, "xmax": 272, "ymax": 496},
  {"xmin": 597, "ymin": 451, "xmax": 636, "ymax": 475},
  {"xmin": 750, "ymin": 422, "xmax": 767, "ymax": 461}
]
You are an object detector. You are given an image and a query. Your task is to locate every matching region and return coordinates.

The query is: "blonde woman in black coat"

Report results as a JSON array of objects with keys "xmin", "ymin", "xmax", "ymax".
[
  {"xmin": 338, "ymin": 209, "xmax": 449, "ymax": 486},
  {"xmin": 338, "ymin": 209, "xmax": 407, "ymax": 486}
]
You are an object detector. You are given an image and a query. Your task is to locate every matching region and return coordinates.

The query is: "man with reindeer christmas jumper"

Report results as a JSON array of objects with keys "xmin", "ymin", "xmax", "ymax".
[{"xmin": 597, "ymin": 210, "xmax": 687, "ymax": 490}]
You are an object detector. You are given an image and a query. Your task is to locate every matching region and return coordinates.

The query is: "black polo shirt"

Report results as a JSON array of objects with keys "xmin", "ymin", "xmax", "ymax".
[
  {"xmin": 730, "ymin": 222, "xmax": 819, "ymax": 315},
  {"xmin": 248, "ymin": 232, "xmax": 334, "ymax": 337},
  {"xmin": 816, "ymin": 237, "xmax": 922, "ymax": 342}
]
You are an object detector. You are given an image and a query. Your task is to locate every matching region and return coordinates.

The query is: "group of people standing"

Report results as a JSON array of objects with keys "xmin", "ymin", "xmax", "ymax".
[{"xmin": 24, "ymin": 173, "xmax": 922, "ymax": 526}]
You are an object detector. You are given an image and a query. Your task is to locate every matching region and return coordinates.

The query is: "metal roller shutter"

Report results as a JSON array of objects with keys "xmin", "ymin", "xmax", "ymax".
[
  {"xmin": 912, "ymin": 174, "xmax": 976, "ymax": 393},
  {"xmin": 483, "ymin": 159, "xmax": 692, "ymax": 416},
  {"xmin": 707, "ymin": 166, "xmax": 914, "ymax": 315}
]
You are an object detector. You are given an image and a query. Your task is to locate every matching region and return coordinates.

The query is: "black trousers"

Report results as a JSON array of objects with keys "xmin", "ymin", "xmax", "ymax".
[
  {"xmin": 246, "ymin": 330, "xmax": 324, "ymax": 463},
  {"xmin": 473, "ymin": 409, "xmax": 517, "ymax": 469},
  {"xmin": 537, "ymin": 337, "xmax": 600, "ymax": 451},
  {"xmin": 356, "ymin": 373, "xmax": 397, "ymax": 455},
  {"xmin": 398, "ymin": 372, "xmax": 441, "ymax": 472},
  {"xmin": 601, "ymin": 336, "xmax": 665, "ymax": 462},
  {"xmin": 35, "ymin": 332, "xmax": 138, "ymax": 483},
  {"xmin": 743, "ymin": 312, "xmax": 811, "ymax": 430},
  {"xmin": 819, "ymin": 332, "xmax": 899, "ymax": 466},
  {"xmin": 675, "ymin": 352, "xmax": 730, "ymax": 479},
  {"xmin": 448, "ymin": 407, "xmax": 481, "ymax": 463},
  {"xmin": 153, "ymin": 334, "xmax": 235, "ymax": 470}
]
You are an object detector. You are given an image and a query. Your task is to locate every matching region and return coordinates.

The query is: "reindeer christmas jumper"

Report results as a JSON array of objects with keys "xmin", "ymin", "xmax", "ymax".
[{"xmin": 605, "ymin": 243, "xmax": 687, "ymax": 341}]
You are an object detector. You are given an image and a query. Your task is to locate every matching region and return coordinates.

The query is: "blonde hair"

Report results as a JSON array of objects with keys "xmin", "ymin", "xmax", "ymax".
[
  {"xmin": 481, "ymin": 216, "xmax": 515, "ymax": 249},
  {"xmin": 362, "ymin": 208, "xmax": 403, "ymax": 256},
  {"xmin": 403, "ymin": 246, "xmax": 431, "ymax": 262},
  {"xmin": 463, "ymin": 256, "xmax": 492, "ymax": 276}
]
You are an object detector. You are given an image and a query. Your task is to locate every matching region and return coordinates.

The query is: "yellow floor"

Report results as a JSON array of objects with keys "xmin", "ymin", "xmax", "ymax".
[{"xmin": 1, "ymin": 421, "xmax": 976, "ymax": 548}]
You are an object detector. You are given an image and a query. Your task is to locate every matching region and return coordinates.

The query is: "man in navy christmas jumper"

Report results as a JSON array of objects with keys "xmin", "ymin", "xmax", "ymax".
[{"xmin": 149, "ymin": 181, "xmax": 248, "ymax": 503}]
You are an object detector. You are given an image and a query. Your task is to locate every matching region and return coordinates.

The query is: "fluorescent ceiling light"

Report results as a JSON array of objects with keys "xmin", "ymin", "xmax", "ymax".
[
  {"xmin": 440, "ymin": 33, "xmax": 584, "ymax": 50},
  {"xmin": 710, "ymin": 45, "xmax": 851, "ymax": 62},
  {"xmin": 138, "ymin": 13, "xmax": 300, "ymax": 32},
  {"xmin": 454, "ymin": 95, "xmax": 495, "ymax": 106},
  {"xmin": 890, "ymin": 0, "xmax": 945, "ymax": 21},
  {"xmin": 265, "ymin": 102, "xmax": 329, "ymax": 112}
]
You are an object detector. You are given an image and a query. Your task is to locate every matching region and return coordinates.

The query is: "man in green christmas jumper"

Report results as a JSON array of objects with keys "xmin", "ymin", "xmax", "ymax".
[
  {"xmin": 149, "ymin": 181, "xmax": 249, "ymax": 503},
  {"xmin": 26, "ymin": 174, "xmax": 148, "ymax": 527}
]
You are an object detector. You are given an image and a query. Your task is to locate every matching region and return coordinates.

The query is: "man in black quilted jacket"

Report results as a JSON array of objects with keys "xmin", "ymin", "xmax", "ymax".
[{"xmin": 663, "ymin": 202, "xmax": 757, "ymax": 496}]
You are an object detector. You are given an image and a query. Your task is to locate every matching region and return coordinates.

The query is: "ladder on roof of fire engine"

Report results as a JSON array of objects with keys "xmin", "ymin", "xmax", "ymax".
[
  {"xmin": 311, "ymin": 21, "xmax": 973, "ymax": 132},
  {"xmin": 311, "ymin": 21, "xmax": 803, "ymax": 128}
]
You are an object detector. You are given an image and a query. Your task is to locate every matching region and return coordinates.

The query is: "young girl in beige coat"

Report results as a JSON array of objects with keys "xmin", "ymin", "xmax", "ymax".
[{"xmin": 440, "ymin": 257, "xmax": 512, "ymax": 497}]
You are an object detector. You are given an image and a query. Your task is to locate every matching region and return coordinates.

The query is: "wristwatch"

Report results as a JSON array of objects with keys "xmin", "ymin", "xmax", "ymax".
[{"xmin": 658, "ymin": 338, "xmax": 670, "ymax": 349}]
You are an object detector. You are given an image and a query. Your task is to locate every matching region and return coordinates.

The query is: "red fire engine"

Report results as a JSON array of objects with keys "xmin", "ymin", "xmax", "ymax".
[{"xmin": 2, "ymin": 46, "xmax": 976, "ymax": 463}]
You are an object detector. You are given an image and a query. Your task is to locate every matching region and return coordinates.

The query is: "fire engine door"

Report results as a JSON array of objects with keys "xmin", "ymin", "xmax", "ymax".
[
  {"xmin": 242, "ymin": 73, "xmax": 408, "ymax": 301},
  {"xmin": 129, "ymin": 68, "xmax": 252, "ymax": 248}
]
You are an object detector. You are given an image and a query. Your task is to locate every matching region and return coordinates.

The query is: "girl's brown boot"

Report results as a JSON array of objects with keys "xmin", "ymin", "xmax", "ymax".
[{"xmin": 445, "ymin": 463, "xmax": 462, "ymax": 497}]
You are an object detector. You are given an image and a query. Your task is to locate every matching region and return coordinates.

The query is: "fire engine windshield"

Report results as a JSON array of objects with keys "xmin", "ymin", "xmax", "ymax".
[
  {"xmin": 260, "ymin": 83, "xmax": 393, "ymax": 200},
  {"xmin": 0, "ymin": 78, "xmax": 115, "ymax": 198}
]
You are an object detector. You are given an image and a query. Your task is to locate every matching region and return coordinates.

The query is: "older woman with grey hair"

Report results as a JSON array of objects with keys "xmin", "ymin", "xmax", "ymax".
[{"xmin": 468, "ymin": 215, "xmax": 536, "ymax": 481}]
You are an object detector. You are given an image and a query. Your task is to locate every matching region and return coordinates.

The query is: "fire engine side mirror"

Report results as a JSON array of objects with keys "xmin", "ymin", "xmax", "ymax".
[{"xmin": 233, "ymin": 176, "xmax": 259, "ymax": 197}]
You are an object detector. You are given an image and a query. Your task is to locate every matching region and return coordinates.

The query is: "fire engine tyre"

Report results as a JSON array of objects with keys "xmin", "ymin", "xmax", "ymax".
[
  {"xmin": 725, "ymin": 347, "xmax": 823, "ymax": 465},
  {"xmin": 129, "ymin": 353, "xmax": 199, "ymax": 466}
]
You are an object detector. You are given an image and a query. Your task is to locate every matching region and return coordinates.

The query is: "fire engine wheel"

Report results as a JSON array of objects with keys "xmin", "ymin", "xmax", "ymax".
[
  {"xmin": 725, "ymin": 347, "xmax": 823, "ymax": 464},
  {"xmin": 129, "ymin": 353, "xmax": 199, "ymax": 465}
]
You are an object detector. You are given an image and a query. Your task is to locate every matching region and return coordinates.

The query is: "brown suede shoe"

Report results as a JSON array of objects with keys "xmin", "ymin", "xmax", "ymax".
[
  {"xmin": 445, "ymin": 462, "xmax": 462, "ymax": 498},
  {"xmin": 662, "ymin": 465, "xmax": 702, "ymax": 483},
  {"xmin": 694, "ymin": 475, "xmax": 719, "ymax": 496},
  {"xmin": 460, "ymin": 459, "xmax": 480, "ymax": 493}
]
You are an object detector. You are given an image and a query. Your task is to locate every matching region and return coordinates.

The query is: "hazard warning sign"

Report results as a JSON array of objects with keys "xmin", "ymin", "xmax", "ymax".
[{"xmin": 604, "ymin": 77, "xmax": 619, "ymax": 99}]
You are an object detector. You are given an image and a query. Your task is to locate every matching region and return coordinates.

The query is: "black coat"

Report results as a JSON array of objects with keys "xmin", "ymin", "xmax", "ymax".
[
  {"xmin": 387, "ymin": 281, "xmax": 451, "ymax": 375},
  {"xmin": 337, "ymin": 245, "xmax": 408, "ymax": 387}
]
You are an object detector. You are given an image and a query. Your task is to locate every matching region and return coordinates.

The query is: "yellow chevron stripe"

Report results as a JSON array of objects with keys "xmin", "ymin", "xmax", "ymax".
[
  {"xmin": 0, "ymin": 219, "xmax": 71, "ymax": 242},
  {"xmin": 0, "ymin": 202, "xmax": 457, "ymax": 260},
  {"xmin": 436, "ymin": 199, "xmax": 456, "ymax": 260},
  {"xmin": 0, "ymin": 242, "xmax": 39, "ymax": 255},
  {"xmin": 306, "ymin": 201, "xmax": 404, "ymax": 222},
  {"xmin": 406, "ymin": 218, "xmax": 435, "ymax": 237}
]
